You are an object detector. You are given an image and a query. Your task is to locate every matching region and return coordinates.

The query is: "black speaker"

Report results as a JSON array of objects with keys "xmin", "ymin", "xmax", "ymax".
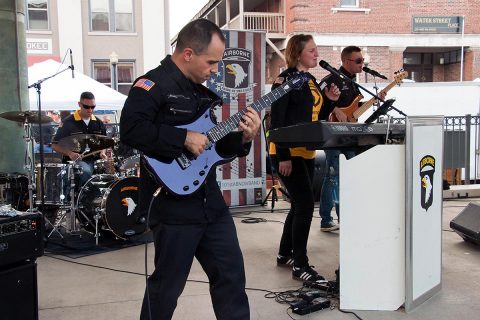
[
  {"xmin": 0, "ymin": 212, "xmax": 44, "ymax": 268},
  {"xmin": 450, "ymin": 203, "xmax": 480, "ymax": 245},
  {"xmin": 0, "ymin": 261, "xmax": 39, "ymax": 320}
]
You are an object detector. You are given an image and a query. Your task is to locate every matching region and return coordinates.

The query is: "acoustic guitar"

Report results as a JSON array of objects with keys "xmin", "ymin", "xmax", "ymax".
[{"xmin": 328, "ymin": 70, "xmax": 408, "ymax": 122}]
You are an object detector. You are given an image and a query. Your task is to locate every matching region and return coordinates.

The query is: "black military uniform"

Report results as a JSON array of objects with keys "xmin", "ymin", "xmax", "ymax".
[
  {"xmin": 270, "ymin": 67, "xmax": 329, "ymax": 279},
  {"xmin": 319, "ymin": 66, "xmax": 361, "ymax": 113},
  {"xmin": 52, "ymin": 110, "xmax": 106, "ymax": 163},
  {"xmin": 120, "ymin": 55, "xmax": 251, "ymax": 320},
  {"xmin": 52, "ymin": 111, "xmax": 106, "ymax": 187}
]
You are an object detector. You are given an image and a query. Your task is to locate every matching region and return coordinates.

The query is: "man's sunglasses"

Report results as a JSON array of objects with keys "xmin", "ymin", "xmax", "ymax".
[
  {"xmin": 348, "ymin": 58, "xmax": 364, "ymax": 64},
  {"xmin": 81, "ymin": 103, "xmax": 96, "ymax": 110}
]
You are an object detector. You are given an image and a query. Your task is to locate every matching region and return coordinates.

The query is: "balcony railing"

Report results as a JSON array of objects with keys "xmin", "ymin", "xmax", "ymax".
[{"xmin": 228, "ymin": 12, "xmax": 285, "ymax": 35}]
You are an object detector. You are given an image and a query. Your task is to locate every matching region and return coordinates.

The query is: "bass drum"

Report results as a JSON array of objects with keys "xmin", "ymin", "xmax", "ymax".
[{"xmin": 76, "ymin": 175, "xmax": 146, "ymax": 239}]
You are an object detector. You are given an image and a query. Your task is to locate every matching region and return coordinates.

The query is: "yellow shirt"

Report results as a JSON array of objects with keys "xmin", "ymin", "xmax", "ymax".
[{"xmin": 269, "ymin": 79, "xmax": 323, "ymax": 159}]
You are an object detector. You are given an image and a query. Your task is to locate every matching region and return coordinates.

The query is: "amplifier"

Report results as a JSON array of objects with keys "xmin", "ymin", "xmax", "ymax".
[{"xmin": 0, "ymin": 213, "xmax": 44, "ymax": 267}]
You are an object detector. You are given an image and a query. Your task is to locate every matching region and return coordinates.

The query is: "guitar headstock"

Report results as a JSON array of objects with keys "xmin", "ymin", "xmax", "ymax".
[
  {"xmin": 393, "ymin": 69, "xmax": 408, "ymax": 85},
  {"xmin": 286, "ymin": 71, "xmax": 310, "ymax": 90}
]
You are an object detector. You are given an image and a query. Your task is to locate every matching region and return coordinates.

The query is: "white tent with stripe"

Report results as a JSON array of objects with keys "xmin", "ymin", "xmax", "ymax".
[{"xmin": 28, "ymin": 59, "xmax": 127, "ymax": 111}]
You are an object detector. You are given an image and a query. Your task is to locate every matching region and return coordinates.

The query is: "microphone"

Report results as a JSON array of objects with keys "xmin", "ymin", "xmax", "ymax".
[
  {"xmin": 319, "ymin": 60, "xmax": 345, "ymax": 79},
  {"xmin": 69, "ymin": 49, "xmax": 75, "ymax": 78},
  {"xmin": 362, "ymin": 66, "xmax": 387, "ymax": 80}
]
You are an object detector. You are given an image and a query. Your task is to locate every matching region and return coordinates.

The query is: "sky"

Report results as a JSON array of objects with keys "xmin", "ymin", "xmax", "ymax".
[{"xmin": 168, "ymin": 0, "xmax": 209, "ymax": 38}]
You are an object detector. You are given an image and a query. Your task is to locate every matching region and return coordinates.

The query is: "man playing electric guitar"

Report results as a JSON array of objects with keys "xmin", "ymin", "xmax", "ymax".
[
  {"xmin": 318, "ymin": 46, "xmax": 386, "ymax": 231},
  {"xmin": 120, "ymin": 19, "xmax": 260, "ymax": 320}
]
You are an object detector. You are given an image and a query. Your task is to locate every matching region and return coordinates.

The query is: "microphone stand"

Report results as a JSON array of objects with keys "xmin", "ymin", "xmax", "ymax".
[
  {"xmin": 326, "ymin": 66, "xmax": 408, "ymax": 120},
  {"xmin": 371, "ymin": 76, "xmax": 382, "ymax": 111},
  {"xmin": 28, "ymin": 64, "xmax": 73, "ymax": 219},
  {"xmin": 325, "ymin": 67, "xmax": 385, "ymax": 103},
  {"xmin": 364, "ymin": 74, "xmax": 406, "ymax": 119}
]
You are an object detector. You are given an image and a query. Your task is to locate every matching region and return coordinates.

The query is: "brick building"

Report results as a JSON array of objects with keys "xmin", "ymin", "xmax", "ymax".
[{"xmin": 190, "ymin": 0, "xmax": 480, "ymax": 83}]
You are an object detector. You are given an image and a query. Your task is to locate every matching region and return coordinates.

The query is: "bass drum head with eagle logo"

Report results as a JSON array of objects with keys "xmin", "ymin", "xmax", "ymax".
[{"xmin": 103, "ymin": 176, "xmax": 145, "ymax": 239}]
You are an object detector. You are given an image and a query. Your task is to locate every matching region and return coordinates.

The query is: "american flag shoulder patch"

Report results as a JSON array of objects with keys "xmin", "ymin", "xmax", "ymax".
[{"xmin": 134, "ymin": 78, "xmax": 155, "ymax": 91}]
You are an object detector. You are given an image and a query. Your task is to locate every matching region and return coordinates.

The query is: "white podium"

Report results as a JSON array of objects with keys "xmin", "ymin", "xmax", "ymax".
[{"xmin": 339, "ymin": 116, "xmax": 443, "ymax": 311}]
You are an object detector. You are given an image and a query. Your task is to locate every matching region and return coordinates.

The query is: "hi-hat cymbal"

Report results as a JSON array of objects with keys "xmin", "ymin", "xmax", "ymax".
[
  {"xmin": 0, "ymin": 110, "xmax": 52, "ymax": 124},
  {"xmin": 58, "ymin": 134, "xmax": 115, "ymax": 153}
]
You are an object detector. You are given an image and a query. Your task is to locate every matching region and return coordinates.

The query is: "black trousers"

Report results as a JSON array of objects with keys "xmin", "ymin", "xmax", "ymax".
[
  {"xmin": 273, "ymin": 156, "xmax": 315, "ymax": 267},
  {"xmin": 140, "ymin": 214, "xmax": 250, "ymax": 320}
]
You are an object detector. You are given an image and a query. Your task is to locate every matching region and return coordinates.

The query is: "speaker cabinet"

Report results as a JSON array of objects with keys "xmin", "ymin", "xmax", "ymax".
[
  {"xmin": 0, "ymin": 261, "xmax": 38, "ymax": 320},
  {"xmin": 450, "ymin": 203, "xmax": 480, "ymax": 245}
]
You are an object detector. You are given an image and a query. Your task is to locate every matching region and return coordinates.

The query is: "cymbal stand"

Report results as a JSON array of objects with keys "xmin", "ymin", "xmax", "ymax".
[
  {"xmin": 94, "ymin": 207, "xmax": 101, "ymax": 245},
  {"xmin": 81, "ymin": 142, "xmax": 103, "ymax": 245},
  {"xmin": 67, "ymin": 162, "xmax": 77, "ymax": 232},
  {"xmin": 22, "ymin": 119, "xmax": 35, "ymax": 213},
  {"xmin": 65, "ymin": 146, "xmax": 91, "ymax": 233}
]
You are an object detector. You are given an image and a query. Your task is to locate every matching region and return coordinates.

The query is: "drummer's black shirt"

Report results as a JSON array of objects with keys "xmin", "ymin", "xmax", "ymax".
[{"xmin": 52, "ymin": 110, "xmax": 106, "ymax": 163}]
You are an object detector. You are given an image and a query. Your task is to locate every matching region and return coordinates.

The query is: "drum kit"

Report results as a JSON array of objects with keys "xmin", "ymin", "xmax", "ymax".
[{"xmin": 0, "ymin": 110, "xmax": 146, "ymax": 244}]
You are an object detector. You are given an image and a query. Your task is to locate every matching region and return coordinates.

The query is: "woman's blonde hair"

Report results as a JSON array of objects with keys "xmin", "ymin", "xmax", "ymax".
[{"xmin": 285, "ymin": 34, "xmax": 314, "ymax": 69}]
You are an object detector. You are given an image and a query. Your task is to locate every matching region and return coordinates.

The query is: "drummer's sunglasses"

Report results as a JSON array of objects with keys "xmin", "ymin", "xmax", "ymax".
[{"xmin": 81, "ymin": 103, "xmax": 96, "ymax": 110}]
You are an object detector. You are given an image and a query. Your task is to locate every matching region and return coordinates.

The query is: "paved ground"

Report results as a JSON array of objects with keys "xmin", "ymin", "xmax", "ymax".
[{"xmin": 36, "ymin": 197, "xmax": 480, "ymax": 320}]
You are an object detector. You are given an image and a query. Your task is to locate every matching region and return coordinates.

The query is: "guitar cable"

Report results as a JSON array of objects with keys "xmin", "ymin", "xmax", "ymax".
[{"xmin": 145, "ymin": 186, "xmax": 162, "ymax": 320}]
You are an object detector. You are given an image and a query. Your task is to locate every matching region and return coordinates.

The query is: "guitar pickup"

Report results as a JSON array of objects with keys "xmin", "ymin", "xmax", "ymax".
[{"xmin": 176, "ymin": 153, "xmax": 192, "ymax": 169}]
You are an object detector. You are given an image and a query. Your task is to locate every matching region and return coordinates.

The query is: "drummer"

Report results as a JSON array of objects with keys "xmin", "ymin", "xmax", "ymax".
[{"xmin": 52, "ymin": 91, "xmax": 107, "ymax": 186}]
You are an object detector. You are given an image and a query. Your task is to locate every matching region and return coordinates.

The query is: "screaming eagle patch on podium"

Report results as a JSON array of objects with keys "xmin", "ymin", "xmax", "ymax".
[{"xmin": 420, "ymin": 155, "xmax": 435, "ymax": 211}]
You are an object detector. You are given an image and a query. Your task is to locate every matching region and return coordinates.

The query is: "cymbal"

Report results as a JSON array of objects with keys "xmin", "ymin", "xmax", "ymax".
[
  {"xmin": 58, "ymin": 134, "xmax": 115, "ymax": 153},
  {"xmin": 0, "ymin": 111, "xmax": 52, "ymax": 124}
]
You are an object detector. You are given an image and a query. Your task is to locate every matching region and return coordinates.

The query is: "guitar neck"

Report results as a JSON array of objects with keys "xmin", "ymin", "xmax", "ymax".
[
  {"xmin": 353, "ymin": 80, "xmax": 398, "ymax": 119},
  {"xmin": 207, "ymin": 79, "xmax": 297, "ymax": 142}
]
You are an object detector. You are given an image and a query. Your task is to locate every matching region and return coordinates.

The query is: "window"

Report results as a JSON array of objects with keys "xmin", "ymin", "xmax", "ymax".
[
  {"xmin": 93, "ymin": 61, "xmax": 135, "ymax": 95},
  {"xmin": 26, "ymin": 0, "xmax": 49, "ymax": 30},
  {"xmin": 90, "ymin": 0, "xmax": 134, "ymax": 32},
  {"xmin": 433, "ymin": 50, "xmax": 463, "ymax": 65},
  {"xmin": 91, "ymin": 0, "xmax": 109, "ymax": 31},
  {"xmin": 115, "ymin": 0, "xmax": 133, "ymax": 32},
  {"xmin": 340, "ymin": 0, "xmax": 359, "ymax": 7},
  {"xmin": 403, "ymin": 53, "xmax": 422, "ymax": 65},
  {"xmin": 117, "ymin": 63, "xmax": 134, "ymax": 94}
]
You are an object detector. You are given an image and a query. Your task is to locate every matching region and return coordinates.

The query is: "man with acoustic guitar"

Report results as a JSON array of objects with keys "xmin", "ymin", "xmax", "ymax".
[{"xmin": 318, "ymin": 46, "xmax": 386, "ymax": 231}]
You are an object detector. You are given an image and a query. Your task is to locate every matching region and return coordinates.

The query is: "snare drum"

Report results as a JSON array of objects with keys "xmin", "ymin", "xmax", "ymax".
[
  {"xmin": 77, "ymin": 175, "xmax": 145, "ymax": 239},
  {"xmin": 35, "ymin": 163, "xmax": 67, "ymax": 205}
]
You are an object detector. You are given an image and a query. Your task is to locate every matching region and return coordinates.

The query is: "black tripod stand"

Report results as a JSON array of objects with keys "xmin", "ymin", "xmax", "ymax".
[{"xmin": 261, "ymin": 113, "xmax": 289, "ymax": 212}]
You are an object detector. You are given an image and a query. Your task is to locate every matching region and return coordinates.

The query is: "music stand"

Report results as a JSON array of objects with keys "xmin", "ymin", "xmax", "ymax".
[
  {"xmin": 364, "ymin": 99, "xmax": 407, "ymax": 124},
  {"xmin": 261, "ymin": 113, "xmax": 289, "ymax": 212}
]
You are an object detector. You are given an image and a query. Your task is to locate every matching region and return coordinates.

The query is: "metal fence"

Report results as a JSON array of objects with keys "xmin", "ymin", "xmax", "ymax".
[{"xmin": 393, "ymin": 115, "xmax": 480, "ymax": 186}]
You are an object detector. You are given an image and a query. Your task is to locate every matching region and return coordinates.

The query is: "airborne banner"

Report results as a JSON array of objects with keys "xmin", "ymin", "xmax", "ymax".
[{"xmin": 206, "ymin": 30, "xmax": 266, "ymax": 207}]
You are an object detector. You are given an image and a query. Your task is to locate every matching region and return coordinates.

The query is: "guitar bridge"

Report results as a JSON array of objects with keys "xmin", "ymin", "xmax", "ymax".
[{"xmin": 176, "ymin": 153, "xmax": 191, "ymax": 169}]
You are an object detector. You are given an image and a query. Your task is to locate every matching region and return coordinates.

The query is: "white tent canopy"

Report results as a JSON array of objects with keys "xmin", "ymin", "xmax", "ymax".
[{"xmin": 28, "ymin": 59, "xmax": 127, "ymax": 111}]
